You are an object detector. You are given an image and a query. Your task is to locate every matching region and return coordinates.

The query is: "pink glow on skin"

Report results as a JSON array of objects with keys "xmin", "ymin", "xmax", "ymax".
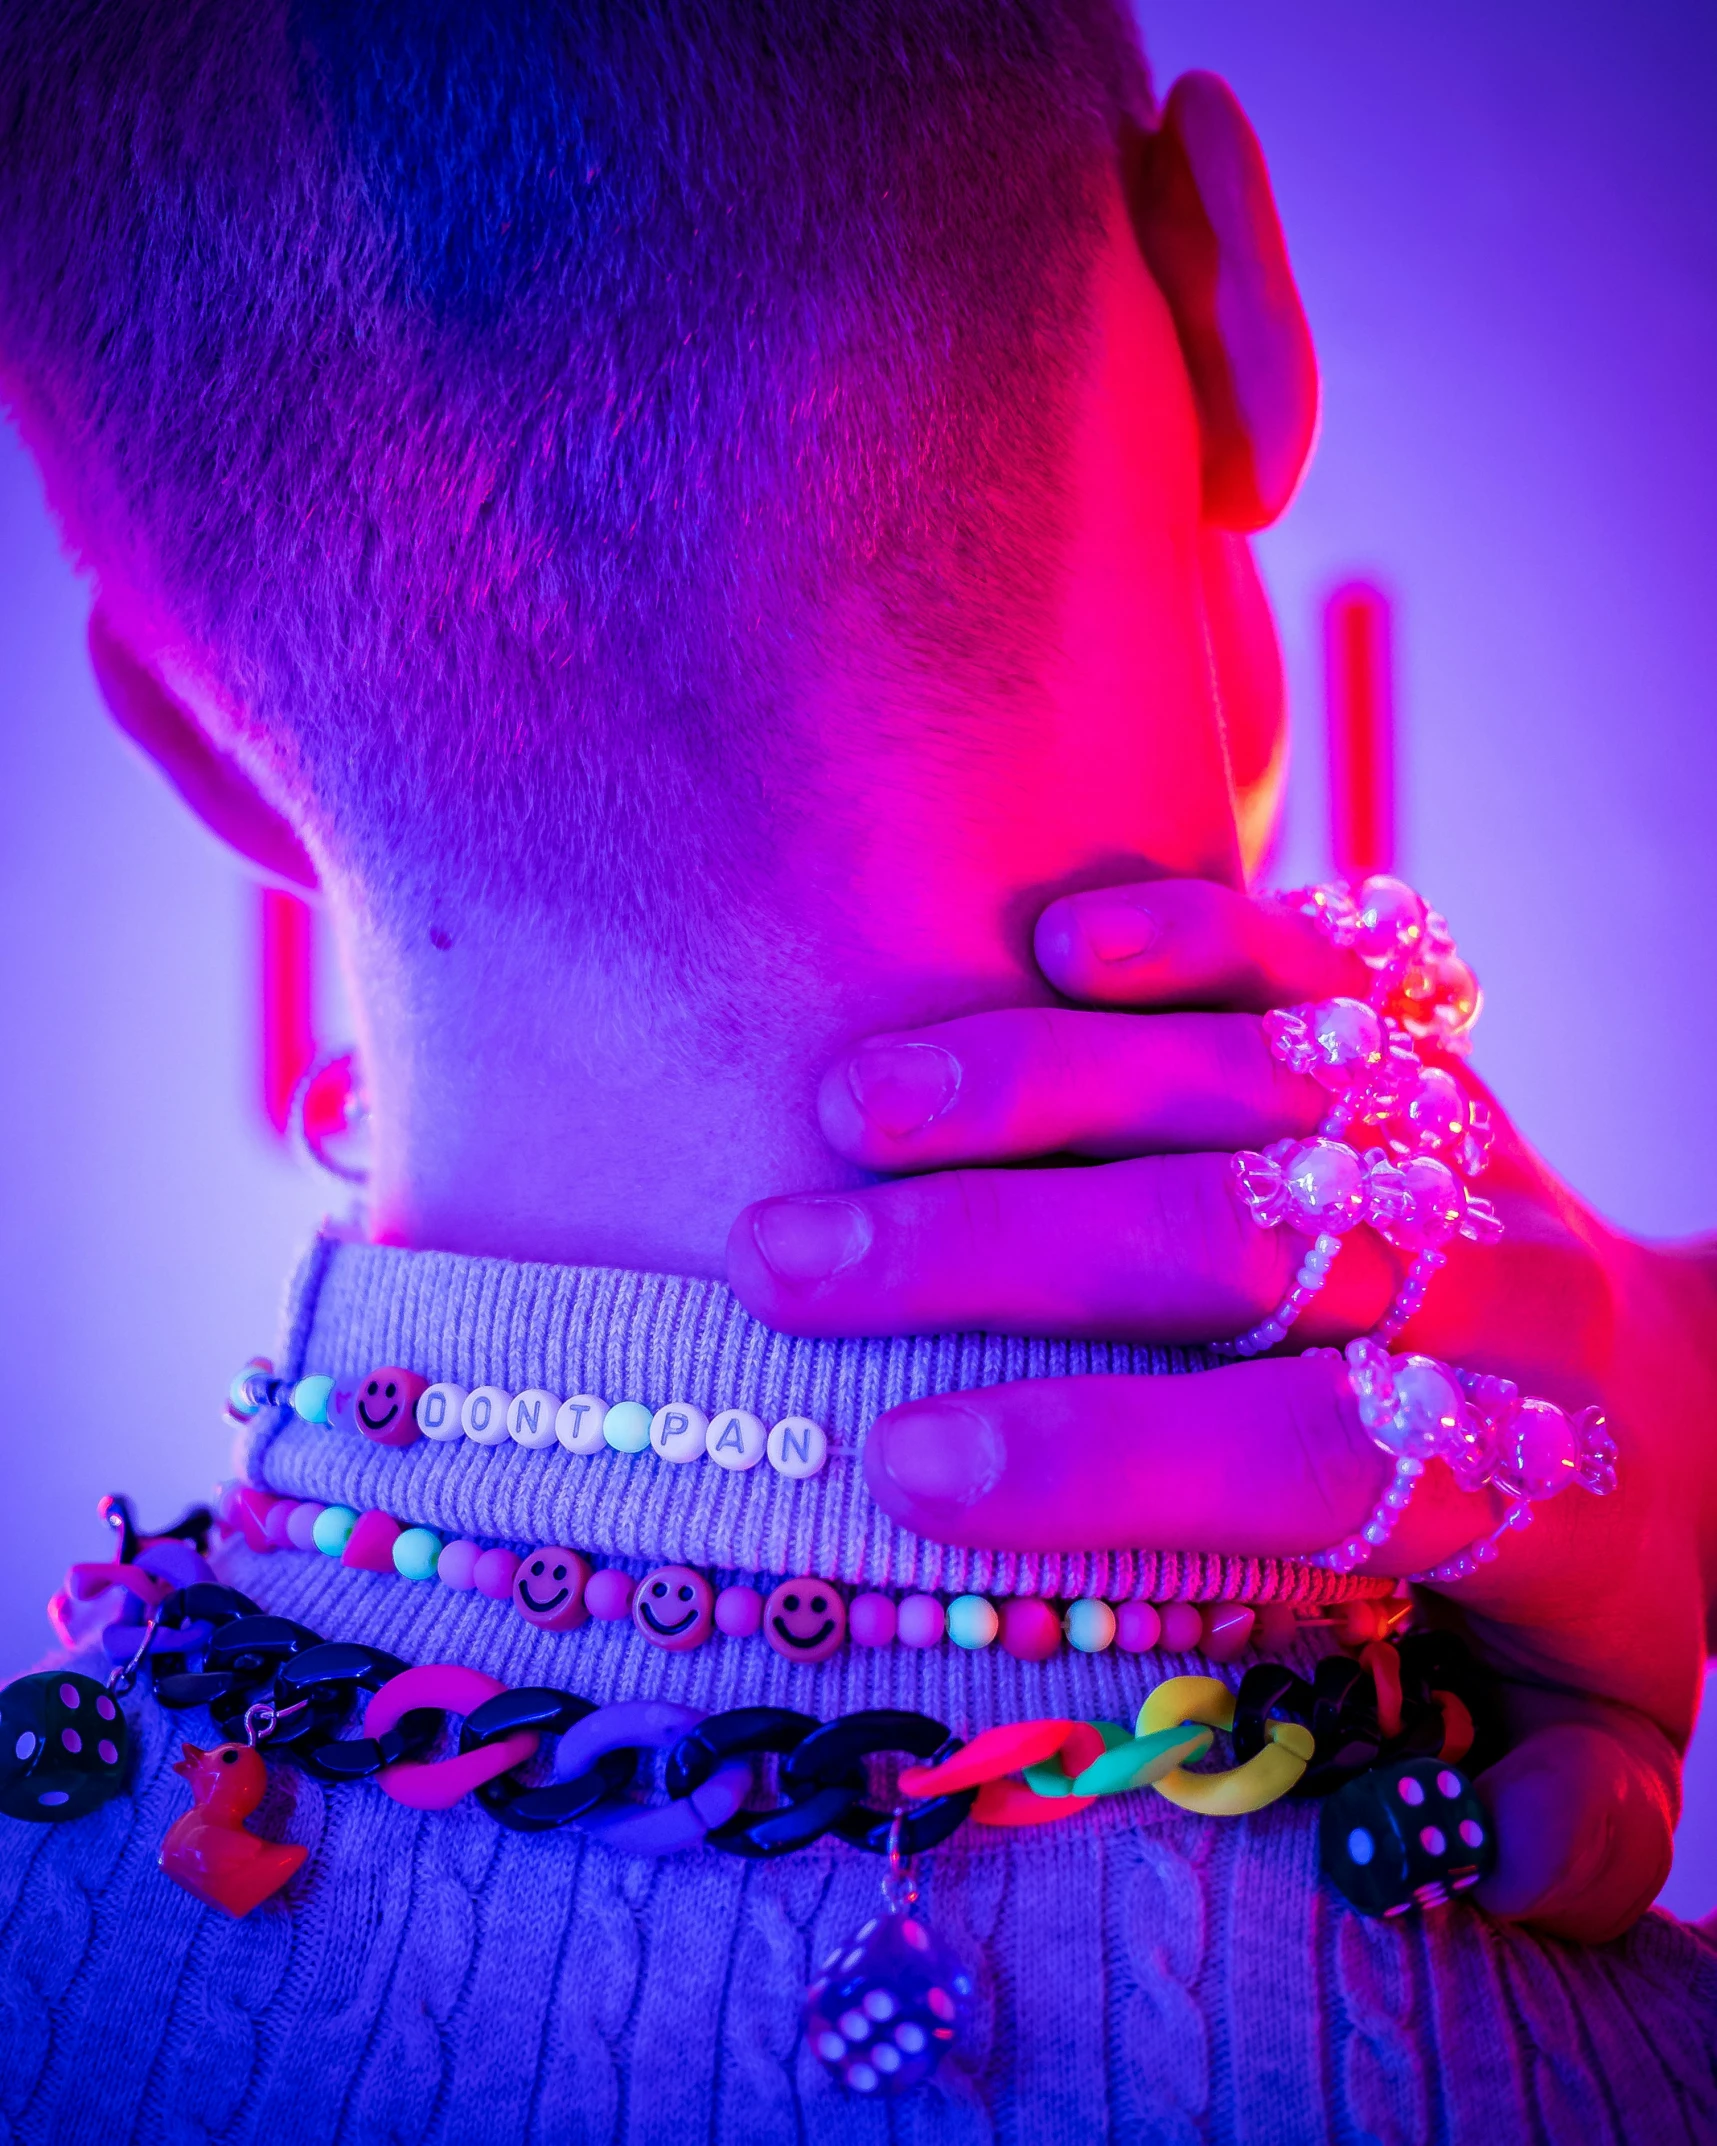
[{"xmin": 86, "ymin": 81, "xmax": 1307, "ymax": 1284}]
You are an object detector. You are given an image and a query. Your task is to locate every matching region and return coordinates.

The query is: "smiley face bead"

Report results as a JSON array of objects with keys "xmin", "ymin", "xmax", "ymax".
[
  {"xmin": 511, "ymin": 1547, "xmax": 592, "ymax": 1632},
  {"xmin": 632, "ymin": 1566, "xmax": 715, "ymax": 1652},
  {"xmin": 763, "ymin": 1577, "xmax": 847, "ymax": 1664},
  {"xmin": 351, "ymin": 1367, "xmax": 429, "ymax": 1447}
]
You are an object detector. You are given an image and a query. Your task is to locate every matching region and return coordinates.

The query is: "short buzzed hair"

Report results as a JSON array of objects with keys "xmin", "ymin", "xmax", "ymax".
[{"xmin": 0, "ymin": 2, "xmax": 1151, "ymax": 966}]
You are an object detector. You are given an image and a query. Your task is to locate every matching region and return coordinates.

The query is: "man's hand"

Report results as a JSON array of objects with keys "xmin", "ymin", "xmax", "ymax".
[{"xmin": 727, "ymin": 879, "xmax": 1717, "ymax": 1941}]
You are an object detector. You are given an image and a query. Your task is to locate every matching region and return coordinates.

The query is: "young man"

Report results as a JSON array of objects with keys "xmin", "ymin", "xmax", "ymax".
[{"xmin": 2, "ymin": 5, "xmax": 1713, "ymax": 2139}]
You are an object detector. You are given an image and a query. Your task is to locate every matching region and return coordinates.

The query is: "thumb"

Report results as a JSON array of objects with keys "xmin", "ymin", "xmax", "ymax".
[{"xmin": 1473, "ymin": 1706, "xmax": 1679, "ymax": 1943}]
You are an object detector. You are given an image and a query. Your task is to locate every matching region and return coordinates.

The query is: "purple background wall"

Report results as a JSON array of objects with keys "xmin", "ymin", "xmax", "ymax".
[{"xmin": 1, "ymin": 0, "xmax": 1711, "ymax": 1911}]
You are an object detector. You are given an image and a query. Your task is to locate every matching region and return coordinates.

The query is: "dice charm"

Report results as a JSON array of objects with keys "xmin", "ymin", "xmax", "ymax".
[
  {"xmin": 0, "ymin": 1671, "xmax": 130, "ymax": 1822},
  {"xmin": 1319, "ymin": 1756, "xmax": 1495, "ymax": 1917}
]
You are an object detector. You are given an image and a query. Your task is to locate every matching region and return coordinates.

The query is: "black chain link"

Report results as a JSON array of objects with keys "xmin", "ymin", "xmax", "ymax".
[
  {"xmin": 459, "ymin": 1688, "xmax": 634, "ymax": 1829},
  {"xmin": 141, "ymin": 1595, "xmax": 1484, "ymax": 1858},
  {"xmin": 274, "ymin": 1642, "xmax": 440, "ymax": 1780},
  {"xmin": 1233, "ymin": 1630, "xmax": 1494, "ymax": 1795}
]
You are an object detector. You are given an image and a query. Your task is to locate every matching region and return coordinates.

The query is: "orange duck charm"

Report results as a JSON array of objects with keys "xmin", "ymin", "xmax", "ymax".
[{"xmin": 159, "ymin": 1742, "xmax": 306, "ymax": 1917}]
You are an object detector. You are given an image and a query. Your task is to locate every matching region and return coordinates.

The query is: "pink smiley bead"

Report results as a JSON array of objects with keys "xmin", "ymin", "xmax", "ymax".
[
  {"xmin": 353, "ymin": 1366, "xmax": 429, "ymax": 1447},
  {"xmin": 512, "ymin": 1547, "xmax": 591, "ymax": 1632},
  {"xmin": 762, "ymin": 1577, "xmax": 847, "ymax": 1664},
  {"xmin": 632, "ymin": 1565, "xmax": 714, "ymax": 1652}
]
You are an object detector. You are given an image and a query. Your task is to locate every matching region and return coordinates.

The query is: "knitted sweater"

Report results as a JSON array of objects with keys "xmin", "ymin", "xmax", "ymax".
[{"xmin": 0, "ymin": 1237, "xmax": 1711, "ymax": 2145}]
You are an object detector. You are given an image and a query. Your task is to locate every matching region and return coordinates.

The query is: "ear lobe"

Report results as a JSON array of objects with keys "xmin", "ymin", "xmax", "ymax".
[
  {"xmin": 87, "ymin": 608, "xmax": 320, "ymax": 893},
  {"xmin": 1124, "ymin": 73, "xmax": 1320, "ymax": 531}
]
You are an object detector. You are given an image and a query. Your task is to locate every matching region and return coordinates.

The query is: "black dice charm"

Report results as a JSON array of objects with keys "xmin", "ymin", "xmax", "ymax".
[
  {"xmin": 1319, "ymin": 1756, "xmax": 1495, "ymax": 1918},
  {"xmin": 0, "ymin": 1671, "xmax": 130, "ymax": 1822}
]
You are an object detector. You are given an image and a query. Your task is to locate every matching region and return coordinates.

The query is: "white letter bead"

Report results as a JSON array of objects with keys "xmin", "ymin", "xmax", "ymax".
[
  {"xmin": 416, "ymin": 1384, "xmax": 468, "ymax": 1442},
  {"xmin": 705, "ymin": 1408, "xmax": 767, "ymax": 1471},
  {"xmin": 767, "ymin": 1417, "xmax": 828, "ymax": 1479},
  {"xmin": 506, "ymin": 1389, "xmax": 560, "ymax": 1450},
  {"xmin": 554, "ymin": 1394, "xmax": 608, "ymax": 1455},
  {"xmin": 650, "ymin": 1402, "xmax": 710, "ymax": 1464},
  {"xmin": 461, "ymin": 1387, "xmax": 513, "ymax": 1446}
]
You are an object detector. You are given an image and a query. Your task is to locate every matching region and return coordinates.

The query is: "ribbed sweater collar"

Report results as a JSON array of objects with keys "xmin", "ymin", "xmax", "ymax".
[{"xmin": 246, "ymin": 1234, "xmax": 1350, "ymax": 1609}]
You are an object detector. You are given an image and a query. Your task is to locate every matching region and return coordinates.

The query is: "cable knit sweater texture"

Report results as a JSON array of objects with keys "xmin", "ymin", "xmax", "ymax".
[{"xmin": 0, "ymin": 1236, "xmax": 1712, "ymax": 2145}]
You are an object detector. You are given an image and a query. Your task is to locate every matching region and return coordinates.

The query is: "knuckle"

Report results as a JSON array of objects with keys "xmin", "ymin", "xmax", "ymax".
[
  {"xmin": 1176, "ymin": 1158, "xmax": 1291, "ymax": 1326},
  {"xmin": 1284, "ymin": 1376, "xmax": 1380, "ymax": 1542}
]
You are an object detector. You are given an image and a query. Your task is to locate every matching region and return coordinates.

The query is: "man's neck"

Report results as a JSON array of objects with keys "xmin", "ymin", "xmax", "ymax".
[{"xmin": 350, "ymin": 914, "xmax": 1029, "ymax": 1277}]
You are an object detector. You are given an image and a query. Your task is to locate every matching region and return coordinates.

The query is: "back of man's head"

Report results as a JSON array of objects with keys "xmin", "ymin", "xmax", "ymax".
[{"xmin": 0, "ymin": 1, "xmax": 1151, "ymax": 969}]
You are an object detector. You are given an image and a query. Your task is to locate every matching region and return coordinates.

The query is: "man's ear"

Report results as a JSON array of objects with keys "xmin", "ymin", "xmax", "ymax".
[
  {"xmin": 1124, "ymin": 73, "xmax": 1319, "ymax": 531},
  {"xmin": 87, "ymin": 607, "xmax": 319, "ymax": 892}
]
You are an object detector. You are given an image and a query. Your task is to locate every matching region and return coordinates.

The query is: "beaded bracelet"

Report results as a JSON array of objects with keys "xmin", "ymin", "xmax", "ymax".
[
  {"xmin": 228, "ymin": 1361, "xmax": 832, "ymax": 1479},
  {"xmin": 110, "ymin": 1479, "xmax": 1311, "ymax": 1670},
  {"xmin": 1216, "ymin": 876, "xmax": 1498, "ymax": 1361}
]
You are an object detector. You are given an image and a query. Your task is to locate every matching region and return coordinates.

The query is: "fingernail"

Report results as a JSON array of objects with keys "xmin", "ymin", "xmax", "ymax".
[
  {"xmin": 846, "ymin": 1041, "xmax": 962, "ymax": 1139},
  {"xmin": 749, "ymin": 1197, "xmax": 873, "ymax": 1284},
  {"xmin": 1072, "ymin": 896, "xmax": 1160, "ymax": 964},
  {"xmin": 875, "ymin": 1399, "xmax": 1003, "ymax": 1508}
]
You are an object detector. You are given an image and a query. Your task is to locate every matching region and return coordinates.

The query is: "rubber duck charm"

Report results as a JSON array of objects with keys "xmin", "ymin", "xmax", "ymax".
[{"xmin": 160, "ymin": 1741, "xmax": 306, "ymax": 1917}]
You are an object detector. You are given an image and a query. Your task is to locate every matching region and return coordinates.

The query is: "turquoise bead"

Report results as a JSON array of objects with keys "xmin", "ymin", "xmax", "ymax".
[
  {"xmin": 1064, "ymin": 1598, "xmax": 1117, "ymax": 1654},
  {"xmin": 291, "ymin": 1374, "xmax": 334, "ymax": 1424},
  {"xmin": 946, "ymin": 1594, "xmax": 999, "ymax": 1650},
  {"xmin": 311, "ymin": 1505, "xmax": 358, "ymax": 1557},
  {"xmin": 392, "ymin": 1526, "xmax": 442, "ymax": 1582},
  {"xmin": 602, "ymin": 1401, "xmax": 652, "ymax": 1454}
]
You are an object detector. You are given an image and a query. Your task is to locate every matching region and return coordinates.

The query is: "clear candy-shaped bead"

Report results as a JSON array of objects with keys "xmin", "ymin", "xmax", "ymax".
[
  {"xmin": 1383, "ymin": 1356, "xmax": 1468, "ymax": 1461},
  {"xmin": 806, "ymin": 1904, "xmax": 974, "ymax": 2099},
  {"xmin": 1349, "ymin": 876, "xmax": 1429, "ymax": 966},
  {"xmin": 1508, "ymin": 1396, "xmax": 1583, "ymax": 1501},
  {"xmin": 1263, "ymin": 997, "xmax": 1387, "ymax": 1091},
  {"xmin": 1373, "ymin": 1065, "xmax": 1469, "ymax": 1159}
]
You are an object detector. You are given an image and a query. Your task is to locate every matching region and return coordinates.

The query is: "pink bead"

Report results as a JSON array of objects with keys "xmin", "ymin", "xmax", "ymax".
[
  {"xmin": 341, "ymin": 1509, "xmax": 402, "ymax": 1574},
  {"xmin": 472, "ymin": 1547, "xmax": 521, "ymax": 1601},
  {"xmin": 1158, "ymin": 1602, "xmax": 1204, "ymax": 1651},
  {"xmin": 230, "ymin": 1486, "xmax": 281, "ymax": 1554},
  {"xmin": 263, "ymin": 1501, "xmax": 299, "ymax": 1549},
  {"xmin": 1114, "ymin": 1601, "xmax": 1161, "ymax": 1653},
  {"xmin": 285, "ymin": 1503, "xmax": 324, "ymax": 1552},
  {"xmin": 1202, "ymin": 1604, "xmax": 1256, "ymax": 1663},
  {"xmin": 1253, "ymin": 1601, "xmax": 1301, "ymax": 1654},
  {"xmin": 999, "ymin": 1597, "xmax": 1061, "ymax": 1662},
  {"xmin": 896, "ymin": 1594, "xmax": 946, "ymax": 1649},
  {"xmin": 213, "ymin": 1480, "xmax": 246, "ymax": 1529},
  {"xmin": 714, "ymin": 1585, "xmax": 763, "ymax": 1638},
  {"xmin": 1333, "ymin": 1598, "xmax": 1390, "ymax": 1645},
  {"xmin": 437, "ymin": 1539, "xmax": 481, "ymax": 1589},
  {"xmin": 848, "ymin": 1592, "xmax": 898, "ymax": 1647},
  {"xmin": 583, "ymin": 1567, "xmax": 635, "ymax": 1621}
]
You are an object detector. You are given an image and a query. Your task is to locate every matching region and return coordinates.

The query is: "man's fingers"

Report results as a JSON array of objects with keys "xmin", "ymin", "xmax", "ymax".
[
  {"xmin": 859, "ymin": 1355, "xmax": 1487, "ymax": 1570},
  {"xmin": 728, "ymin": 1154, "xmax": 1398, "ymax": 1343},
  {"xmin": 817, "ymin": 1008, "xmax": 1324, "ymax": 1171},
  {"xmin": 1475, "ymin": 1707, "xmax": 1679, "ymax": 1942},
  {"xmin": 1035, "ymin": 876, "xmax": 1367, "ymax": 1010}
]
